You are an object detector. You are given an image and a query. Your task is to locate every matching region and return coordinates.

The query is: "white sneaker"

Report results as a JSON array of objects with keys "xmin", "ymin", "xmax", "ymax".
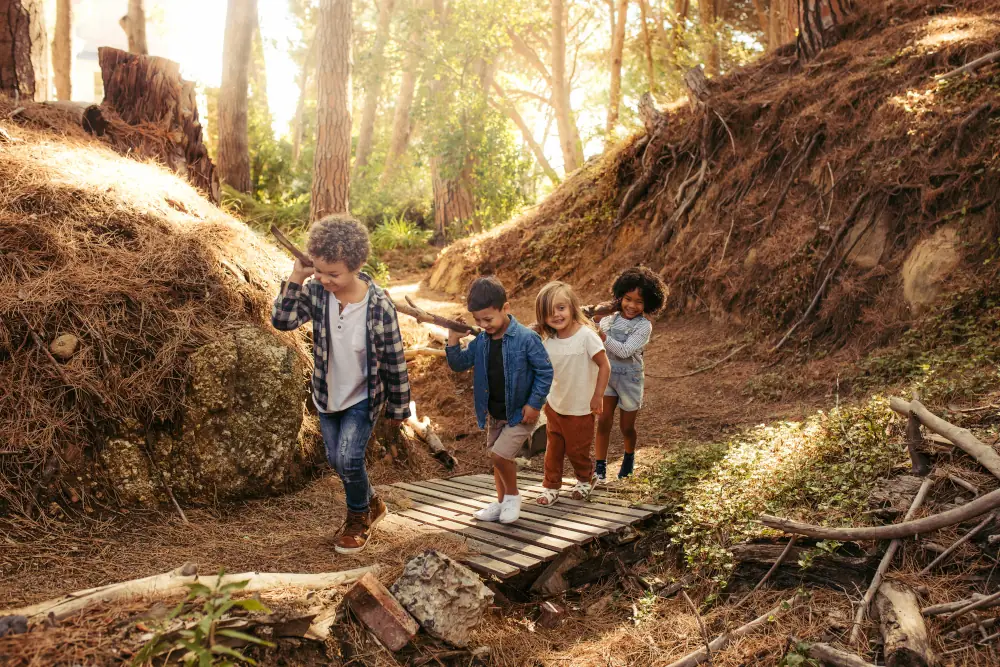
[
  {"xmin": 499, "ymin": 494, "xmax": 522, "ymax": 524},
  {"xmin": 474, "ymin": 502, "xmax": 502, "ymax": 522}
]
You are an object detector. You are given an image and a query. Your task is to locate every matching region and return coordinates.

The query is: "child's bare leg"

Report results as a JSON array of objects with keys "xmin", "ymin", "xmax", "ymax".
[
  {"xmin": 492, "ymin": 453, "xmax": 519, "ymax": 497},
  {"xmin": 493, "ymin": 466, "xmax": 504, "ymax": 502},
  {"xmin": 595, "ymin": 396, "xmax": 618, "ymax": 461},
  {"xmin": 619, "ymin": 409, "xmax": 638, "ymax": 454}
]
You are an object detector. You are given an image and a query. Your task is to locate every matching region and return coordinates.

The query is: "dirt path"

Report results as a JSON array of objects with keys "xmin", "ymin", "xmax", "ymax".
[{"xmin": 0, "ymin": 272, "xmax": 843, "ymax": 610}]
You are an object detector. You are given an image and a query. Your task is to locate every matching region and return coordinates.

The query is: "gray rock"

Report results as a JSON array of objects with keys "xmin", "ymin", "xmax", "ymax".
[
  {"xmin": 390, "ymin": 550, "xmax": 493, "ymax": 647},
  {"xmin": 100, "ymin": 326, "xmax": 310, "ymax": 505},
  {"xmin": 0, "ymin": 615, "xmax": 28, "ymax": 637}
]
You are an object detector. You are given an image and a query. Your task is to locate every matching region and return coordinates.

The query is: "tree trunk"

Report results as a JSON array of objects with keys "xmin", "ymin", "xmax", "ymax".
[
  {"xmin": 551, "ymin": 0, "xmax": 583, "ymax": 173},
  {"xmin": 769, "ymin": 0, "xmax": 797, "ymax": 50},
  {"xmin": 0, "ymin": 0, "xmax": 47, "ymax": 101},
  {"xmin": 875, "ymin": 582, "xmax": 934, "ymax": 667},
  {"xmin": 698, "ymin": 0, "xmax": 719, "ymax": 76},
  {"xmin": 97, "ymin": 48, "xmax": 219, "ymax": 202},
  {"xmin": 606, "ymin": 0, "xmax": 629, "ymax": 136},
  {"xmin": 355, "ymin": 0, "xmax": 396, "ymax": 173},
  {"xmin": 52, "ymin": 0, "xmax": 72, "ymax": 101},
  {"xmin": 311, "ymin": 0, "xmax": 353, "ymax": 220},
  {"xmin": 749, "ymin": 0, "xmax": 769, "ymax": 47},
  {"xmin": 638, "ymin": 0, "xmax": 656, "ymax": 93},
  {"xmin": 667, "ymin": 0, "xmax": 689, "ymax": 77},
  {"xmin": 119, "ymin": 0, "xmax": 148, "ymax": 56},
  {"xmin": 291, "ymin": 32, "xmax": 317, "ymax": 164},
  {"xmin": 431, "ymin": 156, "xmax": 476, "ymax": 238},
  {"xmin": 490, "ymin": 80, "xmax": 560, "ymax": 185},
  {"xmin": 383, "ymin": 0, "xmax": 426, "ymax": 181},
  {"xmin": 217, "ymin": 0, "xmax": 256, "ymax": 194}
]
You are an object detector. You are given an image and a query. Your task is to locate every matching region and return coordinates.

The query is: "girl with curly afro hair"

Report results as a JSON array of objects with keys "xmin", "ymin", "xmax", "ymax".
[{"xmin": 594, "ymin": 266, "xmax": 665, "ymax": 480}]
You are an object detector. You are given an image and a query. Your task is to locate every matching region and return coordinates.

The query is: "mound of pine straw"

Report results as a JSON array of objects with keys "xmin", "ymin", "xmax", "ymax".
[
  {"xmin": 434, "ymin": 0, "xmax": 1000, "ymax": 350},
  {"xmin": 0, "ymin": 96, "xmax": 302, "ymax": 519}
]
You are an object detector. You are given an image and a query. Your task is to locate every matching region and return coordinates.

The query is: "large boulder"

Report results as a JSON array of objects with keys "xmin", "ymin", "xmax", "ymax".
[
  {"xmin": 101, "ymin": 327, "xmax": 310, "ymax": 505},
  {"xmin": 901, "ymin": 226, "xmax": 961, "ymax": 314},
  {"xmin": 390, "ymin": 550, "xmax": 493, "ymax": 647}
]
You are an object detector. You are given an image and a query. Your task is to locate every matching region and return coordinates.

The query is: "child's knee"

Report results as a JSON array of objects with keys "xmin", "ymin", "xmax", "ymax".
[
  {"xmin": 597, "ymin": 413, "xmax": 614, "ymax": 430},
  {"xmin": 620, "ymin": 424, "xmax": 637, "ymax": 439}
]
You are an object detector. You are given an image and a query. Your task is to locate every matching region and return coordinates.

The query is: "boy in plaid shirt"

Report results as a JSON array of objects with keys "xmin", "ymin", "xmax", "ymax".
[{"xmin": 272, "ymin": 215, "xmax": 410, "ymax": 554}]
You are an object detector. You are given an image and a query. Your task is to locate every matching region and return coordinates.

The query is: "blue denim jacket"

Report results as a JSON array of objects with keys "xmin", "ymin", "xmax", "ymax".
[{"xmin": 445, "ymin": 316, "xmax": 553, "ymax": 429}]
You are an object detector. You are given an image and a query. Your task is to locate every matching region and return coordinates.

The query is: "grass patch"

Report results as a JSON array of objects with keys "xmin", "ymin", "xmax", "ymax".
[
  {"xmin": 371, "ymin": 214, "xmax": 433, "ymax": 252},
  {"xmin": 643, "ymin": 398, "xmax": 905, "ymax": 584}
]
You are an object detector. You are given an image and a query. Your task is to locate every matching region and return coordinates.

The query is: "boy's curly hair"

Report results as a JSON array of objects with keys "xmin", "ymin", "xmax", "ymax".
[
  {"xmin": 612, "ymin": 266, "xmax": 666, "ymax": 314},
  {"xmin": 307, "ymin": 215, "xmax": 370, "ymax": 271}
]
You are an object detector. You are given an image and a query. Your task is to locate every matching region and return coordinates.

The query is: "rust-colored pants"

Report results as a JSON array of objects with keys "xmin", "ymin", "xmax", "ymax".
[{"xmin": 543, "ymin": 404, "xmax": 595, "ymax": 489}]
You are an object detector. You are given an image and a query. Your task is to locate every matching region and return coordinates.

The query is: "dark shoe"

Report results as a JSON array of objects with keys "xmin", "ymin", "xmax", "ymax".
[
  {"xmin": 595, "ymin": 459, "xmax": 607, "ymax": 482},
  {"xmin": 617, "ymin": 452, "xmax": 635, "ymax": 479},
  {"xmin": 334, "ymin": 510, "xmax": 371, "ymax": 555},
  {"xmin": 368, "ymin": 495, "xmax": 388, "ymax": 530}
]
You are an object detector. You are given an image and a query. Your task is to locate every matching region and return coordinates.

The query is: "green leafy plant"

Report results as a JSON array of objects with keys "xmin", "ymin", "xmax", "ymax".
[
  {"xmin": 370, "ymin": 214, "xmax": 433, "ymax": 252},
  {"xmin": 132, "ymin": 573, "xmax": 274, "ymax": 667}
]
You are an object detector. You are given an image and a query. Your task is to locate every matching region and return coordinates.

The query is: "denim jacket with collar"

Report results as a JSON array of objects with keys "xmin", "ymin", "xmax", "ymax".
[{"xmin": 445, "ymin": 315, "xmax": 553, "ymax": 429}]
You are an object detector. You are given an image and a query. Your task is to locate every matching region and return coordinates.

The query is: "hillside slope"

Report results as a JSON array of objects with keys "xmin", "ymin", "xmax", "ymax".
[{"xmin": 431, "ymin": 0, "xmax": 1000, "ymax": 351}]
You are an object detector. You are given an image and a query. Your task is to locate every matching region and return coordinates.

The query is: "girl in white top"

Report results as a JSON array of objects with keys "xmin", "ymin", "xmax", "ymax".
[{"xmin": 533, "ymin": 281, "xmax": 611, "ymax": 505}]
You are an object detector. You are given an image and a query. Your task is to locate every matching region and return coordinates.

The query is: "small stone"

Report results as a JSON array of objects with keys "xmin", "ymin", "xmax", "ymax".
[
  {"xmin": 537, "ymin": 601, "xmax": 565, "ymax": 629},
  {"xmin": 390, "ymin": 550, "xmax": 493, "ymax": 647},
  {"xmin": 49, "ymin": 334, "xmax": 79, "ymax": 360},
  {"xmin": 585, "ymin": 594, "xmax": 613, "ymax": 617}
]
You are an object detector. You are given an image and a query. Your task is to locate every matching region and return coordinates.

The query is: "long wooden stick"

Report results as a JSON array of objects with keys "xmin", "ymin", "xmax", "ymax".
[
  {"xmin": 936, "ymin": 49, "xmax": 1000, "ymax": 80},
  {"xmin": 790, "ymin": 637, "xmax": 876, "ymax": 667},
  {"xmin": 923, "ymin": 594, "xmax": 989, "ymax": 616},
  {"xmin": 665, "ymin": 593, "xmax": 804, "ymax": 667},
  {"xmin": 849, "ymin": 477, "xmax": 933, "ymax": 645},
  {"xmin": 399, "ymin": 295, "xmax": 481, "ymax": 336},
  {"xmin": 681, "ymin": 591, "xmax": 713, "ymax": 665},
  {"xmin": 947, "ymin": 589, "xmax": 1000, "ymax": 622},
  {"xmin": 270, "ymin": 224, "xmax": 312, "ymax": 266},
  {"xmin": 918, "ymin": 511, "xmax": 996, "ymax": 575},
  {"xmin": 734, "ymin": 536, "xmax": 797, "ymax": 608},
  {"xmin": 3, "ymin": 564, "xmax": 377, "ymax": 622},
  {"xmin": 761, "ymin": 485, "xmax": 1000, "ymax": 541},
  {"xmin": 890, "ymin": 398, "xmax": 1000, "ymax": 480}
]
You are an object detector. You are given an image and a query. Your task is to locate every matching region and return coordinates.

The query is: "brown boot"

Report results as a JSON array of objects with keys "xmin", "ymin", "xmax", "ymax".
[
  {"xmin": 368, "ymin": 495, "xmax": 388, "ymax": 530},
  {"xmin": 334, "ymin": 510, "xmax": 371, "ymax": 555}
]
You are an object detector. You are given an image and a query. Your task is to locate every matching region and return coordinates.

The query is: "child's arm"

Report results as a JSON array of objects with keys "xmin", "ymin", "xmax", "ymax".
[
  {"xmin": 602, "ymin": 318, "xmax": 652, "ymax": 359},
  {"xmin": 591, "ymin": 350, "xmax": 611, "ymax": 415},
  {"xmin": 270, "ymin": 258, "xmax": 316, "ymax": 331},
  {"xmin": 522, "ymin": 334, "xmax": 553, "ymax": 423},
  {"xmin": 379, "ymin": 300, "xmax": 411, "ymax": 423},
  {"xmin": 445, "ymin": 321, "xmax": 477, "ymax": 372}
]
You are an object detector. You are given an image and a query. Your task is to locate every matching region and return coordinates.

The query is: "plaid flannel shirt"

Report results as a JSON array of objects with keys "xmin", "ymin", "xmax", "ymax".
[{"xmin": 271, "ymin": 273, "xmax": 411, "ymax": 424}]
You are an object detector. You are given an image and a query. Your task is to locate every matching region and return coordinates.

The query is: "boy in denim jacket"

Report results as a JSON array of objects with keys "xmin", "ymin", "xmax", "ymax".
[{"xmin": 446, "ymin": 276, "xmax": 553, "ymax": 524}]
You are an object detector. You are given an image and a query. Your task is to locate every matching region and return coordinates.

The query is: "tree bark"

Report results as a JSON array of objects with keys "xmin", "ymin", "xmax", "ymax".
[
  {"xmin": 698, "ymin": 0, "xmax": 719, "ymax": 76},
  {"xmin": 52, "ymin": 0, "xmax": 72, "ymax": 101},
  {"xmin": 119, "ymin": 0, "xmax": 148, "ymax": 56},
  {"xmin": 638, "ymin": 0, "xmax": 656, "ymax": 93},
  {"xmin": 551, "ymin": 0, "xmax": 584, "ymax": 173},
  {"xmin": 0, "ymin": 0, "xmax": 47, "ymax": 101},
  {"xmin": 97, "ymin": 48, "xmax": 220, "ymax": 202},
  {"xmin": 384, "ymin": 0, "xmax": 430, "ymax": 181},
  {"xmin": 355, "ymin": 0, "xmax": 396, "ymax": 173},
  {"xmin": 311, "ymin": 0, "xmax": 353, "ymax": 220},
  {"xmin": 490, "ymin": 79, "xmax": 560, "ymax": 185},
  {"xmin": 291, "ymin": 32, "xmax": 317, "ymax": 164},
  {"xmin": 769, "ymin": 0, "xmax": 796, "ymax": 50},
  {"xmin": 217, "ymin": 0, "xmax": 256, "ymax": 194},
  {"xmin": 606, "ymin": 0, "xmax": 629, "ymax": 136},
  {"xmin": 749, "ymin": 0, "xmax": 769, "ymax": 46},
  {"xmin": 875, "ymin": 582, "xmax": 934, "ymax": 666}
]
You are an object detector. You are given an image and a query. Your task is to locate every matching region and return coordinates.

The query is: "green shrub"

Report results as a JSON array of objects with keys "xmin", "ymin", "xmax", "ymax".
[{"xmin": 371, "ymin": 214, "xmax": 433, "ymax": 252}]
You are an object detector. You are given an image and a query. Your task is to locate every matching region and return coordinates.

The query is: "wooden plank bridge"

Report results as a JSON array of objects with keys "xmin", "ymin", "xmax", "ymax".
[{"xmin": 386, "ymin": 471, "xmax": 668, "ymax": 580}]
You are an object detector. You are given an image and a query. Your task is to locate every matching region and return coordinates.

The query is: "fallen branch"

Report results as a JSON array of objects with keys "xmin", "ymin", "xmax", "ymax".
[
  {"xmin": 270, "ymin": 224, "xmax": 312, "ymax": 266},
  {"xmin": 406, "ymin": 401, "xmax": 456, "ymax": 469},
  {"xmin": 875, "ymin": 582, "xmax": 934, "ymax": 666},
  {"xmin": 849, "ymin": 477, "xmax": 934, "ymax": 646},
  {"xmin": 890, "ymin": 398, "xmax": 1000, "ymax": 480},
  {"xmin": 734, "ymin": 536, "xmax": 797, "ymax": 608},
  {"xmin": 905, "ymin": 393, "xmax": 931, "ymax": 476},
  {"xmin": 790, "ymin": 637, "xmax": 876, "ymax": 667},
  {"xmin": 397, "ymin": 295, "xmax": 481, "ymax": 336},
  {"xmin": 664, "ymin": 593, "xmax": 804, "ymax": 667},
  {"xmin": 953, "ymin": 102, "xmax": 993, "ymax": 157},
  {"xmin": 681, "ymin": 591, "xmax": 713, "ymax": 665},
  {"xmin": 404, "ymin": 347, "xmax": 447, "ymax": 360},
  {"xmin": 936, "ymin": 49, "xmax": 1000, "ymax": 80},
  {"xmin": 949, "ymin": 474, "xmax": 980, "ymax": 497},
  {"xmin": 919, "ymin": 511, "xmax": 995, "ymax": 574},
  {"xmin": 647, "ymin": 344, "xmax": 747, "ymax": 380},
  {"xmin": 922, "ymin": 594, "xmax": 988, "ymax": 617},
  {"xmin": 3, "ymin": 564, "xmax": 377, "ymax": 622},
  {"xmin": 947, "ymin": 589, "xmax": 1000, "ymax": 623}
]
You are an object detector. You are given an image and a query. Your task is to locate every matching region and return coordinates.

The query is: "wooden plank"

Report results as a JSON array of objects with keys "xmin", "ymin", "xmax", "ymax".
[
  {"xmin": 403, "ymin": 481, "xmax": 610, "ymax": 536},
  {"xmin": 461, "ymin": 475, "xmax": 653, "ymax": 519},
  {"xmin": 480, "ymin": 471, "xmax": 649, "ymax": 507},
  {"xmin": 515, "ymin": 471, "xmax": 666, "ymax": 511},
  {"xmin": 393, "ymin": 486, "xmax": 593, "ymax": 545},
  {"xmin": 427, "ymin": 479, "xmax": 634, "ymax": 527},
  {"xmin": 395, "ymin": 507, "xmax": 558, "ymax": 561},
  {"xmin": 396, "ymin": 509, "xmax": 545, "ymax": 570},
  {"xmin": 382, "ymin": 513, "xmax": 519, "ymax": 579}
]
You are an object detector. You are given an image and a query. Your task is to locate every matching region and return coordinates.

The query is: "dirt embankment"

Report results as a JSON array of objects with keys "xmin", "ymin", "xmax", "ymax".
[{"xmin": 430, "ymin": 0, "xmax": 1000, "ymax": 354}]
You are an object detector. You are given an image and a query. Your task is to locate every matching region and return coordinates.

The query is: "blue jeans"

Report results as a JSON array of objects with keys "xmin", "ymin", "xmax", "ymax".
[{"xmin": 318, "ymin": 399, "xmax": 375, "ymax": 513}]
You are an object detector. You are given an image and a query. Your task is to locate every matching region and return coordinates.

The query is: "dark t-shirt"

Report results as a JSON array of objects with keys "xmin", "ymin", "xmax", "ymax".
[{"xmin": 487, "ymin": 338, "xmax": 507, "ymax": 421}]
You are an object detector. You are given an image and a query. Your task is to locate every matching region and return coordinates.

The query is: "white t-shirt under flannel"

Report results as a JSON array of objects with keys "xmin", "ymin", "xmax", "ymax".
[
  {"xmin": 319, "ymin": 291, "xmax": 369, "ymax": 413},
  {"xmin": 542, "ymin": 326, "xmax": 605, "ymax": 416}
]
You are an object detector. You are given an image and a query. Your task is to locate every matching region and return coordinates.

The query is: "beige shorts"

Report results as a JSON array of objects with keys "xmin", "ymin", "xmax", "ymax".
[{"xmin": 486, "ymin": 417, "xmax": 533, "ymax": 461}]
